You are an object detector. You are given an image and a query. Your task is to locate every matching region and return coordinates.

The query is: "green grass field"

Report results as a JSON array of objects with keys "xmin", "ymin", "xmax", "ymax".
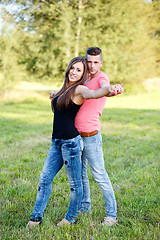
[{"xmin": 0, "ymin": 84, "xmax": 160, "ymax": 240}]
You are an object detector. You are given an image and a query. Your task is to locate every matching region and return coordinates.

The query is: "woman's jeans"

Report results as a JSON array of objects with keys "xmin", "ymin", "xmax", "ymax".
[
  {"xmin": 80, "ymin": 132, "xmax": 117, "ymax": 218},
  {"xmin": 30, "ymin": 135, "xmax": 83, "ymax": 223}
]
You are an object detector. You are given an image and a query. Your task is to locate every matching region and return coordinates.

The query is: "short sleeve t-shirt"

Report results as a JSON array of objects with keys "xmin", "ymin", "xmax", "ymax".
[{"xmin": 75, "ymin": 71, "xmax": 110, "ymax": 132}]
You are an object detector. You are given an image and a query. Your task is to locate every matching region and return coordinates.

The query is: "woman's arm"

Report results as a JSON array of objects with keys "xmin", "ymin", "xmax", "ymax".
[{"xmin": 76, "ymin": 84, "xmax": 123, "ymax": 100}]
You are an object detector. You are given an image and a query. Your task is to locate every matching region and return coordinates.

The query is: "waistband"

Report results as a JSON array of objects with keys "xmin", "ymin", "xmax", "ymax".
[{"xmin": 80, "ymin": 130, "xmax": 98, "ymax": 137}]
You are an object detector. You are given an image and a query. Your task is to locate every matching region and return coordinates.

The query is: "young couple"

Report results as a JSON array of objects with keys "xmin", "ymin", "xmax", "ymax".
[{"xmin": 27, "ymin": 47, "xmax": 124, "ymax": 229}]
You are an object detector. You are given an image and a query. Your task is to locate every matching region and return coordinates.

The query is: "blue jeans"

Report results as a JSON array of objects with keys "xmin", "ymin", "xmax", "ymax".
[
  {"xmin": 30, "ymin": 135, "xmax": 83, "ymax": 223},
  {"xmin": 81, "ymin": 132, "xmax": 117, "ymax": 218}
]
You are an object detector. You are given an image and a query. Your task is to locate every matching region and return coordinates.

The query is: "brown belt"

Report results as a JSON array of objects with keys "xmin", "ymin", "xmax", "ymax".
[{"xmin": 80, "ymin": 130, "xmax": 98, "ymax": 137}]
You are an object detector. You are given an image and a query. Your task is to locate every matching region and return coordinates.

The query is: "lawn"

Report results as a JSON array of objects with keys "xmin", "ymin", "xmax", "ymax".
[{"xmin": 0, "ymin": 84, "xmax": 160, "ymax": 240}]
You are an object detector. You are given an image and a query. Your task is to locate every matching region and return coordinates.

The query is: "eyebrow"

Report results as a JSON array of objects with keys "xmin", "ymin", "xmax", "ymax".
[{"xmin": 87, "ymin": 60, "xmax": 99, "ymax": 63}]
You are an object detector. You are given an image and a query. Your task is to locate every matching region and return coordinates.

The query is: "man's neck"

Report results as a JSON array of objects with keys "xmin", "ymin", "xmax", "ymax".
[{"xmin": 89, "ymin": 70, "xmax": 100, "ymax": 80}]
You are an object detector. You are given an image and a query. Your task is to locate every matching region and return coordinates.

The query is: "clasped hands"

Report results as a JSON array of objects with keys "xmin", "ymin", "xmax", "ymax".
[{"xmin": 107, "ymin": 84, "xmax": 124, "ymax": 97}]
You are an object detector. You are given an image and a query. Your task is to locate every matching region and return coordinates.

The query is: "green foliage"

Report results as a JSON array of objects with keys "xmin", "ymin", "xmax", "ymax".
[
  {"xmin": 0, "ymin": 33, "xmax": 26, "ymax": 91},
  {"xmin": 0, "ymin": 0, "xmax": 159, "ymax": 90},
  {"xmin": 0, "ymin": 90, "xmax": 160, "ymax": 239},
  {"xmin": 0, "ymin": 4, "xmax": 27, "ymax": 91}
]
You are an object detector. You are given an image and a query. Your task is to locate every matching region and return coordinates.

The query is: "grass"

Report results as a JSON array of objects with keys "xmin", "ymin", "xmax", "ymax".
[{"xmin": 0, "ymin": 83, "xmax": 160, "ymax": 239}]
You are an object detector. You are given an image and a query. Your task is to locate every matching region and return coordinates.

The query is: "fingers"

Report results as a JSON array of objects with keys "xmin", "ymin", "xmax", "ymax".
[
  {"xmin": 110, "ymin": 84, "xmax": 124, "ymax": 96},
  {"xmin": 49, "ymin": 92, "xmax": 53, "ymax": 99},
  {"xmin": 116, "ymin": 84, "xmax": 124, "ymax": 94},
  {"xmin": 49, "ymin": 91, "xmax": 57, "ymax": 99}
]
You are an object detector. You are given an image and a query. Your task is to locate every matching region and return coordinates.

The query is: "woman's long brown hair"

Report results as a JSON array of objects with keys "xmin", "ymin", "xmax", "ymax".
[{"xmin": 51, "ymin": 57, "xmax": 88, "ymax": 111}]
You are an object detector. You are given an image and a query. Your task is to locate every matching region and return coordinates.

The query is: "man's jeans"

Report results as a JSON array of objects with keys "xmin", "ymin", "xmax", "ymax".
[
  {"xmin": 31, "ymin": 135, "xmax": 83, "ymax": 223},
  {"xmin": 80, "ymin": 132, "xmax": 117, "ymax": 218}
]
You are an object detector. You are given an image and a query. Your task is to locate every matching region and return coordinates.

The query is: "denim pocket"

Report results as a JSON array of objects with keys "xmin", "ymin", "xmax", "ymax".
[
  {"xmin": 63, "ymin": 136, "xmax": 82, "ymax": 159},
  {"xmin": 96, "ymin": 133, "xmax": 102, "ymax": 147},
  {"xmin": 79, "ymin": 137, "xmax": 84, "ymax": 152}
]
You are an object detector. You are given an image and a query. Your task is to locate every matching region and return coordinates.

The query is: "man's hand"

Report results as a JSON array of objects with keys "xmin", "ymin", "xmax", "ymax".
[
  {"xmin": 107, "ymin": 84, "xmax": 124, "ymax": 97},
  {"xmin": 49, "ymin": 91, "xmax": 58, "ymax": 100}
]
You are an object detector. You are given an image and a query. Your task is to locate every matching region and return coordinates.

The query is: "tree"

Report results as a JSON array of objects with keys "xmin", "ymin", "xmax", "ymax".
[
  {"xmin": 0, "ymin": 4, "xmax": 25, "ymax": 91},
  {"xmin": 0, "ymin": 0, "xmax": 159, "ymax": 90}
]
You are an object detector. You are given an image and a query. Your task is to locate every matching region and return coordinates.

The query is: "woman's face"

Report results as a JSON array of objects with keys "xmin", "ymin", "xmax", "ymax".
[{"xmin": 68, "ymin": 62, "xmax": 84, "ymax": 84}]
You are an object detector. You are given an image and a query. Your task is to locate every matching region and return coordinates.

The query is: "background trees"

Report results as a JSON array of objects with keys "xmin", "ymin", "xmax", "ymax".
[{"xmin": 0, "ymin": 0, "xmax": 159, "ymax": 90}]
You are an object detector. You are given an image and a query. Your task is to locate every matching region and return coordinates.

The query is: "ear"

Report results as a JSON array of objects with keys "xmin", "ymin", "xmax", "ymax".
[{"xmin": 100, "ymin": 61, "xmax": 103, "ymax": 67}]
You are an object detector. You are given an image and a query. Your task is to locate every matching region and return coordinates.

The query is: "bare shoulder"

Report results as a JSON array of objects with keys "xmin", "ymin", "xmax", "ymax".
[
  {"xmin": 75, "ymin": 85, "xmax": 88, "ymax": 94},
  {"xmin": 72, "ymin": 85, "xmax": 85, "ymax": 105}
]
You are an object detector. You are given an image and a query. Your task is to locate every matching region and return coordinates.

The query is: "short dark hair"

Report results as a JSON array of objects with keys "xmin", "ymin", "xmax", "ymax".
[{"xmin": 86, "ymin": 47, "xmax": 102, "ymax": 60}]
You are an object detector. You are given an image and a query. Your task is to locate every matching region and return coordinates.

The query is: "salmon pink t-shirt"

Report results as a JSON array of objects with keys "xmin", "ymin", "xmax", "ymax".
[{"xmin": 75, "ymin": 71, "xmax": 110, "ymax": 132}]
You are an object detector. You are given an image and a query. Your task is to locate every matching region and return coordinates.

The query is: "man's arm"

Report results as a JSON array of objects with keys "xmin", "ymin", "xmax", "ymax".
[{"xmin": 49, "ymin": 91, "xmax": 58, "ymax": 100}]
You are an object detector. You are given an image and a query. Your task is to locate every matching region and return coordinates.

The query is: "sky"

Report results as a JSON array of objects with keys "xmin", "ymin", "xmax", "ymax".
[
  {"xmin": 0, "ymin": 3, "xmax": 16, "ymax": 32},
  {"xmin": 0, "ymin": 2, "xmax": 29, "ymax": 33}
]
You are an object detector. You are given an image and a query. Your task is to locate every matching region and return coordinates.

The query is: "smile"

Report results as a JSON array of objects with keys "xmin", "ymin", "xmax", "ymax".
[{"xmin": 70, "ymin": 75, "xmax": 76, "ymax": 79}]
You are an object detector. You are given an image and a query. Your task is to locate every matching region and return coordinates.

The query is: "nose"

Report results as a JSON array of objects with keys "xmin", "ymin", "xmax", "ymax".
[
  {"xmin": 71, "ymin": 68, "xmax": 76, "ymax": 74},
  {"xmin": 91, "ymin": 62, "xmax": 94, "ymax": 68}
]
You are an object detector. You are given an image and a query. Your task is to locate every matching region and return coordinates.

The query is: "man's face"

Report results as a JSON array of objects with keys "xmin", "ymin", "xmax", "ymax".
[{"xmin": 87, "ymin": 54, "xmax": 103, "ymax": 77}]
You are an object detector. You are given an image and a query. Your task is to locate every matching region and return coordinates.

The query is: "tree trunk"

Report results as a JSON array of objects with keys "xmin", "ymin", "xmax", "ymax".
[{"xmin": 75, "ymin": 0, "xmax": 82, "ymax": 57}]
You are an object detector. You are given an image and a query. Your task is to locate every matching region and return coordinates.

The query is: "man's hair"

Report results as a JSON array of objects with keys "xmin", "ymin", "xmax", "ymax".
[{"xmin": 86, "ymin": 47, "xmax": 102, "ymax": 60}]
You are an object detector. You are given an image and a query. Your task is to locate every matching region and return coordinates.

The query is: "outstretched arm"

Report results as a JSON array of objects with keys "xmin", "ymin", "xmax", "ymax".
[
  {"xmin": 76, "ymin": 84, "xmax": 124, "ymax": 100},
  {"xmin": 100, "ymin": 81, "xmax": 123, "ymax": 97}
]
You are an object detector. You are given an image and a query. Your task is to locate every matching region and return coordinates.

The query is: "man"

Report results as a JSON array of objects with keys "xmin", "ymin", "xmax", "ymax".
[{"xmin": 75, "ymin": 47, "xmax": 119, "ymax": 226}]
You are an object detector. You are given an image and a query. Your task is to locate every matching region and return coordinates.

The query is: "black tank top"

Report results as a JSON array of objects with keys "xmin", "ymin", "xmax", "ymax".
[{"xmin": 52, "ymin": 96, "xmax": 82, "ymax": 140}]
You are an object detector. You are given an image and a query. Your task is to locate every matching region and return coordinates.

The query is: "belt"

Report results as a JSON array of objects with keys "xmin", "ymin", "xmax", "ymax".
[{"xmin": 80, "ymin": 130, "xmax": 98, "ymax": 137}]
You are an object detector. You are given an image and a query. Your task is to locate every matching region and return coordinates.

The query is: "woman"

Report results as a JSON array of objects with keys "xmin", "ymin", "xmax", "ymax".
[{"xmin": 28, "ymin": 56, "xmax": 123, "ymax": 228}]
